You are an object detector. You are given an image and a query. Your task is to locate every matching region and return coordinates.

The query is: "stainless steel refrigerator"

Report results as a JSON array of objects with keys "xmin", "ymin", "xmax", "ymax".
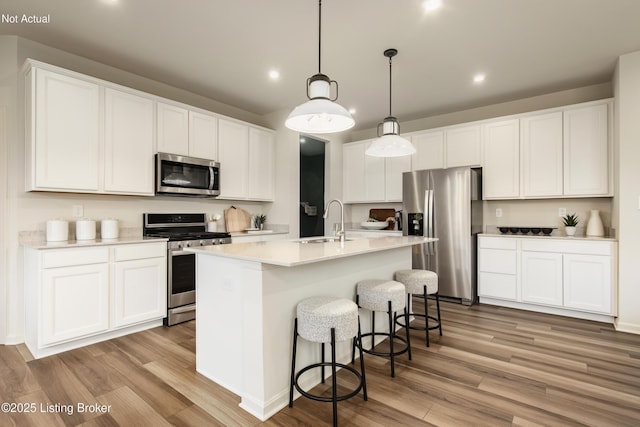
[{"xmin": 402, "ymin": 167, "xmax": 483, "ymax": 305}]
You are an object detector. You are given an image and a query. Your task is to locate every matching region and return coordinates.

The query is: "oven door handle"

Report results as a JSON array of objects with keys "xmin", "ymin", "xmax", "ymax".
[{"xmin": 171, "ymin": 250, "xmax": 194, "ymax": 256}]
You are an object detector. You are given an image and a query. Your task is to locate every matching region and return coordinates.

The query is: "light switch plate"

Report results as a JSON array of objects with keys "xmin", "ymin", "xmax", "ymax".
[
  {"xmin": 495, "ymin": 208, "xmax": 503, "ymax": 218},
  {"xmin": 559, "ymin": 208, "xmax": 566, "ymax": 217},
  {"xmin": 72, "ymin": 205, "xmax": 83, "ymax": 217}
]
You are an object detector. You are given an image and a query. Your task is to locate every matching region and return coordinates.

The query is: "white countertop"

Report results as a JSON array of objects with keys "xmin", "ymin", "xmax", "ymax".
[
  {"xmin": 21, "ymin": 236, "xmax": 167, "ymax": 249},
  {"xmin": 480, "ymin": 232, "xmax": 617, "ymax": 242},
  {"xmin": 186, "ymin": 235, "xmax": 434, "ymax": 267}
]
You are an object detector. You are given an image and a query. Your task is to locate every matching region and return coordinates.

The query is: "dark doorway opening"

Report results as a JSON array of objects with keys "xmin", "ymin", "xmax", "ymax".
[{"xmin": 299, "ymin": 136, "xmax": 326, "ymax": 238}]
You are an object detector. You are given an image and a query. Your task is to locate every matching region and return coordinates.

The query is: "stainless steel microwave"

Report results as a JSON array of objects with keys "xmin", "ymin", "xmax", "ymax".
[{"xmin": 156, "ymin": 153, "xmax": 220, "ymax": 197}]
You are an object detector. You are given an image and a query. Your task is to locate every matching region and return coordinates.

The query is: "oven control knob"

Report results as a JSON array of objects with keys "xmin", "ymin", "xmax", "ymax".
[
  {"xmin": 177, "ymin": 242, "xmax": 183, "ymax": 249},
  {"xmin": 185, "ymin": 242, "xmax": 191, "ymax": 248},
  {"xmin": 200, "ymin": 240, "xmax": 205, "ymax": 246}
]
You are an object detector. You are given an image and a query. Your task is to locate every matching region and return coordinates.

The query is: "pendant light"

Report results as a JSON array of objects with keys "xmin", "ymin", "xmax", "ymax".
[
  {"xmin": 285, "ymin": 0, "xmax": 354, "ymax": 134},
  {"xmin": 366, "ymin": 49, "xmax": 416, "ymax": 157}
]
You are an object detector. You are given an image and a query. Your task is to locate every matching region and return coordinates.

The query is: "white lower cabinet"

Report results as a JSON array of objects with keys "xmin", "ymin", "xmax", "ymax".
[
  {"xmin": 41, "ymin": 263, "xmax": 109, "ymax": 346},
  {"xmin": 478, "ymin": 235, "xmax": 616, "ymax": 321},
  {"xmin": 521, "ymin": 251, "xmax": 563, "ymax": 306},
  {"xmin": 113, "ymin": 256, "xmax": 166, "ymax": 328},
  {"xmin": 24, "ymin": 241, "xmax": 167, "ymax": 358}
]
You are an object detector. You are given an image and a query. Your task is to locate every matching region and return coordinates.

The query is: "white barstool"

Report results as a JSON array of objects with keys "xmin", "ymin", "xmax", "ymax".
[
  {"xmin": 394, "ymin": 269, "xmax": 442, "ymax": 347},
  {"xmin": 354, "ymin": 279, "xmax": 411, "ymax": 378},
  {"xmin": 289, "ymin": 296, "xmax": 367, "ymax": 427}
]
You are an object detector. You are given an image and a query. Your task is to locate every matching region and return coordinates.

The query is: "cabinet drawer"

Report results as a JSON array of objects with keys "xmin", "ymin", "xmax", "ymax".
[
  {"xmin": 479, "ymin": 236, "xmax": 517, "ymax": 250},
  {"xmin": 479, "ymin": 249, "xmax": 517, "ymax": 274},
  {"xmin": 113, "ymin": 243, "xmax": 167, "ymax": 261},
  {"xmin": 521, "ymin": 239, "xmax": 612, "ymax": 256},
  {"xmin": 479, "ymin": 272, "xmax": 517, "ymax": 300},
  {"xmin": 42, "ymin": 247, "xmax": 109, "ymax": 268}
]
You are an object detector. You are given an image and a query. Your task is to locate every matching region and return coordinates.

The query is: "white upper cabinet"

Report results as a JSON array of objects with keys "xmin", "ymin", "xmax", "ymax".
[
  {"xmin": 157, "ymin": 102, "xmax": 219, "ymax": 160},
  {"xmin": 27, "ymin": 67, "xmax": 100, "ymax": 192},
  {"xmin": 218, "ymin": 119, "xmax": 249, "ymax": 199},
  {"xmin": 563, "ymin": 103, "xmax": 610, "ymax": 196},
  {"xmin": 411, "ymin": 130, "xmax": 444, "ymax": 170},
  {"xmin": 521, "ymin": 111, "xmax": 564, "ymax": 197},
  {"xmin": 445, "ymin": 124, "xmax": 481, "ymax": 168},
  {"xmin": 482, "ymin": 119, "xmax": 520, "ymax": 199},
  {"xmin": 342, "ymin": 140, "xmax": 398, "ymax": 203},
  {"xmin": 248, "ymin": 127, "xmax": 275, "ymax": 201},
  {"xmin": 156, "ymin": 102, "xmax": 189, "ymax": 156},
  {"xmin": 218, "ymin": 119, "xmax": 275, "ymax": 201},
  {"xmin": 104, "ymin": 88, "xmax": 155, "ymax": 195},
  {"xmin": 189, "ymin": 110, "xmax": 218, "ymax": 160}
]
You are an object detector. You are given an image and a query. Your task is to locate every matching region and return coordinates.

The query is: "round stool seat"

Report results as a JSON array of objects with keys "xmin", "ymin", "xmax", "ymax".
[
  {"xmin": 395, "ymin": 269, "xmax": 438, "ymax": 295},
  {"xmin": 356, "ymin": 279, "xmax": 406, "ymax": 312},
  {"xmin": 297, "ymin": 297, "xmax": 358, "ymax": 343}
]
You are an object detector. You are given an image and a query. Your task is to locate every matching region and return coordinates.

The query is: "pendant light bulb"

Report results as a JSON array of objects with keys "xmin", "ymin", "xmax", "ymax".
[
  {"xmin": 366, "ymin": 49, "xmax": 416, "ymax": 157},
  {"xmin": 285, "ymin": 0, "xmax": 354, "ymax": 134}
]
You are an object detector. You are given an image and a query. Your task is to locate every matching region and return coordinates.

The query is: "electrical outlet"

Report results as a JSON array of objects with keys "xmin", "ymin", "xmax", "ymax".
[
  {"xmin": 559, "ymin": 208, "xmax": 566, "ymax": 217},
  {"xmin": 72, "ymin": 205, "xmax": 84, "ymax": 218},
  {"xmin": 495, "ymin": 208, "xmax": 503, "ymax": 218}
]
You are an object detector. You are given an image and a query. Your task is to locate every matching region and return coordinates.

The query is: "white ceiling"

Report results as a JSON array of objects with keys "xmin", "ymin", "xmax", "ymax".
[{"xmin": 2, "ymin": 0, "xmax": 640, "ymax": 131}]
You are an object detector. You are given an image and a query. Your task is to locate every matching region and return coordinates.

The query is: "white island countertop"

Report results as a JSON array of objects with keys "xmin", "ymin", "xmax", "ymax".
[{"xmin": 185, "ymin": 235, "xmax": 433, "ymax": 267}]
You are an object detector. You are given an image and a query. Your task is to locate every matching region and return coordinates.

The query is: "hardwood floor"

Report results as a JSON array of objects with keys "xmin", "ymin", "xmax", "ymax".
[{"xmin": 1, "ymin": 302, "xmax": 639, "ymax": 426}]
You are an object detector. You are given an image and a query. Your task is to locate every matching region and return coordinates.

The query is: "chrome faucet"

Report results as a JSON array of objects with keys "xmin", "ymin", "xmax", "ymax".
[{"xmin": 323, "ymin": 199, "xmax": 345, "ymax": 243}]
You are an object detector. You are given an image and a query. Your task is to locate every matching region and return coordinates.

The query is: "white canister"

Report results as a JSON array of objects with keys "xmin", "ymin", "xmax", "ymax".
[
  {"xmin": 101, "ymin": 219, "xmax": 119, "ymax": 239},
  {"xmin": 586, "ymin": 209, "xmax": 605, "ymax": 237},
  {"xmin": 76, "ymin": 219, "xmax": 96, "ymax": 240},
  {"xmin": 207, "ymin": 221, "xmax": 218, "ymax": 232},
  {"xmin": 46, "ymin": 219, "xmax": 69, "ymax": 242}
]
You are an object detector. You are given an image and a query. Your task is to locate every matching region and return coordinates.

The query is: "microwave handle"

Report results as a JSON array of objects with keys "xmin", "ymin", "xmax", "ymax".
[{"xmin": 209, "ymin": 166, "xmax": 215, "ymax": 190}]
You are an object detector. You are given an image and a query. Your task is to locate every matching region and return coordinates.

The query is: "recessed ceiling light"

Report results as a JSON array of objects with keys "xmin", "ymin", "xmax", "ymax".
[
  {"xmin": 268, "ymin": 70, "xmax": 280, "ymax": 80},
  {"xmin": 473, "ymin": 73, "xmax": 486, "ymax": 84},
  {"xmin": 423, "ymin": 0, "xmax": 443, "ymax": 12},
  {"xmin": 101, "ymin": 0, "xmax": 119, "ymax": 5},
  {"xmin": 349, "ymin": 108, "xmax": 356, "ymax": 115}
]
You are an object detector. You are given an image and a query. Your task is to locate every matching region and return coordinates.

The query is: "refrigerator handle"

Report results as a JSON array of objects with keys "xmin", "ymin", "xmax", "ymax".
[{"xmin": 426, "ymin": 189, "xmax": 434, "ymax": 238}]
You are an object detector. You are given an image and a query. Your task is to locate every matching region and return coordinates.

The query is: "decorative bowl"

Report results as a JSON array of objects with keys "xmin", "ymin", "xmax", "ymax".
[
  {"xmin": 530, "ymin": 228, "xmax": 541, "ymax": 235},
  {"xmin": 498, "ymin": 227, "xmax": 510, "ymax": 234},
  {"xmin": 360, "ymin": 221, "xmax": 388, "ymax": 230},
  {"xmin": 519, "ymin": 227, "xmax": 531, "ymax": 234},
  {"xmin": 509, "ymin": 227, "xmax": 520, "ymax": 234}
]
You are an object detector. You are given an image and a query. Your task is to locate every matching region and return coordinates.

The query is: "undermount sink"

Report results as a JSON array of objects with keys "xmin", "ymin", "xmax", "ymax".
[{"xmin": 296, "ymin": 237, "xmax": 353, "ymax": 244}]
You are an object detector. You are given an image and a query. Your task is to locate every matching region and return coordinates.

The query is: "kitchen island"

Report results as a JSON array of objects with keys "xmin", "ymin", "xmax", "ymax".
[{"xmin": 186, "ymin": 235, "xmax": 434, "ymax": 421}]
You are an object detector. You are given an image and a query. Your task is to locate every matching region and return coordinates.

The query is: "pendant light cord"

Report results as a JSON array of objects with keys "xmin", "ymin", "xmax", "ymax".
[
  {"xmin": 388, "ymin": 55, "xmax": 393, "ymax": 117},
  {"xmin": 318, "ymin": 0, "xmax": 322, "ymax": 74}
]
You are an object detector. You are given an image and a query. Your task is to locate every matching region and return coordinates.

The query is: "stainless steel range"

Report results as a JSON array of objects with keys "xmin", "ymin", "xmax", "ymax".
[{"xmin": 143, "ymin": 213, "xmax": 231, "ymax": 326}]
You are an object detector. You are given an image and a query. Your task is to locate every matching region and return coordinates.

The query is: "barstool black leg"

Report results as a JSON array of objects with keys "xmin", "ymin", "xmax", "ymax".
[
  {"xmin": 330, "ymin": 328, "xmax": 338, "ymax": 427},
  {"xmin": 387, "ymin": 300, "xmax": 395, "ymax": 378},
  {"xmin": 423, "ymin": 287, "xmax": 430, "ymax": 347},
  {"xmin": 289, "ymin": 318, "xmax": 298, "ymax": 407},
  {"xmin": 357, "ymin": 317, "xmax": 368, "ymax": 401},
  {"xmin": 404, "ymin": 305, "xmax": 412, "ymax": 360},
  {"xmin": 436, "ymin": 292, "xmax": 443, "ymax": 336},
  {"xmin": 371, "ymin": 311, "xmax": 376, "ymax": 351},
  {"xmin": 321, "ymin": 343, "xmax": 326, "ymax": 383}
]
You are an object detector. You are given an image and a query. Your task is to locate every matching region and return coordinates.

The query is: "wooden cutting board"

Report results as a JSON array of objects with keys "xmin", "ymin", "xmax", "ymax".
[
  {"xmin": 369, "ymin": 208, "xmax": 396, "ymax": 230},
  {"xmin": 224, "ymin": 206, "xmax": 252, "ymax": 233}
]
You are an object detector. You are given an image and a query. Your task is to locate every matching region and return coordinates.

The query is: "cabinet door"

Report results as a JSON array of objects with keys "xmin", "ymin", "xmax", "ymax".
[
  {"xmin": 521, "ymin": 251, "xmax": 563, "ymax": 306},
  {"xmin": 248, "ymin": 128, "xmax": 275, "ymax": 200},
  {"xmin": 104, "ymin": 88, "xmax": 154, "ymax": 195},
  {"xmin": 563, "ymin": 254, "xmax": 612, "ymax": 314},
  {"xmin": 482, "ymin": 119, "xmax": 520, "ymax": 199},
  {"xmin": 189, "ymin": 111, "xmax": 218, "ymax": 160},
  {"xmin": 32, "ymin": 69, "xmax": 100, "ymax": 191},
  {"xmin": 385, "ymin": 155, "xmax": 411, "ymax": 202},
  {"xmin": 445, "ymin": 125, "xmax": 481, "ymax": 168},
  {"xmin": 343, "ymin": 142, "xmax": 366, "ymax": 202},
  {"xmin": 41, "ymin": 264, "xmax": 109, "ymax": 346},
  {"xmin": 411, "ymin": 131, "xmax": 444, "ymax": 170},
  {"xmin": 113, "ymin": 257, "xmax": 167, "ymax": 328},
  {"xmin": 563, "ymin": 103, "xmax": 610, "ymax": 196},
  {"xmin": 218, "ymin": 119, "xmax": 249, "ymax": 198},
  {"xmin": 157, "ymin": 102, "xmax": 189, "ymax": 155},
  {"xmin": 521, "ymin": 112, "xmax": 563, "ymax": 197},
  {"xmin": 364, "ymin": 141, "xmax": 385, "ymax": 201}
]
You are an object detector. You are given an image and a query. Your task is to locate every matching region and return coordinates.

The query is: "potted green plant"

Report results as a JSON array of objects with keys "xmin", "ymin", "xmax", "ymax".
[
  {"xmin": 254, "ymin": 214, "xmax": 267, "ymax": 230},
  {"xmin": 562, "ymin": 213, "xmax": 579, "ymax": 236}
]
